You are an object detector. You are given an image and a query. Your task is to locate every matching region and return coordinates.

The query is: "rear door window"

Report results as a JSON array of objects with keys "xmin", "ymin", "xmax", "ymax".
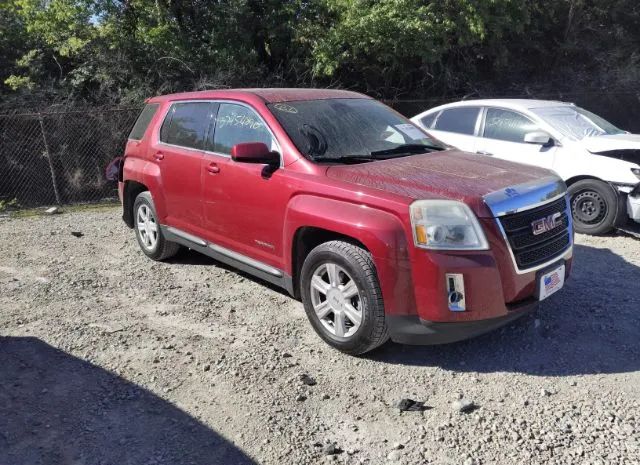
[
  {"xmin": 434, "ymin": 107, "xmax": 480, "ymax": 135},
  {"xmin": 211, "ymin": 103, "xmax": 275, "ymax": 155},
  {"xmin": 483, "ymin": 108, "xmax": 538, "ymax": 143},
  {"xmin": 128, "ymin": 104, "xmax": 159, "ymax": 140},
  {"xmin": 160, "ymin": 102, "xmax": 213, "ymax": 150}
]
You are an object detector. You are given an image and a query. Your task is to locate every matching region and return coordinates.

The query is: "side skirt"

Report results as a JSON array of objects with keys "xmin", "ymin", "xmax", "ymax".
[{"xmin": 162, "ymin": 225, "xmax": 293, "ymax": 293}]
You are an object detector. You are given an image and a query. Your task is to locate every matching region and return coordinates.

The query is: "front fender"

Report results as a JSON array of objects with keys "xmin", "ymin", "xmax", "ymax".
[
  {"xmin": 557, "ymin": 149, "xmax": 639, "ymax": 184},
  {"xmin": 284, "ymin": 195, "xmax": 415, "ymax": 316},
  {"xmin": 588, "ymin": 153, "xmax": 640, "ymax": 184}
]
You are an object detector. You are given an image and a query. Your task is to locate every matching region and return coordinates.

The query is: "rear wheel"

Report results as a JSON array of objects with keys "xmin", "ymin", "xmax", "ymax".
[
  {"xmin": 568, "ymin": 179, "xmax": 619, "ymax": 235},
  {"xmin": 133, "ymin": 192, "xmax": 181, "ymax": 260},
  {"xmin": 300, "ymin": 241, "xmax": 389, "ymax": 355}
]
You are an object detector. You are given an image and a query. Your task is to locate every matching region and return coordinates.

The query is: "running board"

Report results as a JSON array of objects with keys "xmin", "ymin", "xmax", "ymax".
[
  {"xmin": 208, "ymin": 243, "xmax": 282, "ymax": 277},
  {"xmin": 161, "ymin": 225, "xmax": 289, "ymax": 291},
  {"xmin": 165, "ymin": 226, "xmax": 207, "ymax": 247}
]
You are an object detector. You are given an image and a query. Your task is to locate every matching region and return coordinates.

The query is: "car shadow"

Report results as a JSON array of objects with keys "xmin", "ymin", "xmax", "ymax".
[
  {"xmin": 0, "ymin": 337, "xmax": 257, "ymax": 465},
  {"xmin": 617, "ymin": 220, "xmax": 640, "ymax": 239},
  {"xmin": 368, "ymin": 244, "xmax": 640, "ymax": 376}
]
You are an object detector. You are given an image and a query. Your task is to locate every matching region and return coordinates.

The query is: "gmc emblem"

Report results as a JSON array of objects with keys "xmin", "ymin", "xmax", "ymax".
[{"xmin": 531, "ymin": 212, "xmax": 562, "ymax": 236}]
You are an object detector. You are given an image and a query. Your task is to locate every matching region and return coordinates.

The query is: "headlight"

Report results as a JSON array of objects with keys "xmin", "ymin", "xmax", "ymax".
[
  {"xmin": 632, "ymin": 167, "xmax": 640, "ymax": 180},
  {"xmin": 410, "ymin": 200, "xmax": 489, "ymax": 250}
]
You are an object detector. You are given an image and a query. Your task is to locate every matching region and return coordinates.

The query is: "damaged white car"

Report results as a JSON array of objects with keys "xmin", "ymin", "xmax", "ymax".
[{"xmin": 411, "ymin": 99, "xmax": 640, "ymax": 234}]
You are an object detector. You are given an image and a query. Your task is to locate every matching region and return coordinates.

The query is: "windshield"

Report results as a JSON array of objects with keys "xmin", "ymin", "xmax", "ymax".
[
  {"xmin": 267, "ymin": 98, "xmax": 443, "ymax": 162},
  {"xmin": 531, "ymin": 105, "xmax": 625, "ymax": 140}
]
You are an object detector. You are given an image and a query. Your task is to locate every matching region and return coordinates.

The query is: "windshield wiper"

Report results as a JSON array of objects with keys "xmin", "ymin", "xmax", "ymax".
[
  {"xmin": 312, "ymin": 155, "xmax": 377, "ymax": 164},
  {"xmin": 311, "ymin": 143, "xmax": 445, "ymax": 164},
  {"xmin": 369, "ymin": 143, "xmax": 444, "ymax": 156}
]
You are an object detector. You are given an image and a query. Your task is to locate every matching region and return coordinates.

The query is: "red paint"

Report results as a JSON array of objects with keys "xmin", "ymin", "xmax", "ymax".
[
  {"xmin": 326, "ymin": 150, "xmax": 554, "ymax": 218},
  {"xmin": 231, "ymin": 142, "xmax": 277, "ymax": 164},
  {"xmin": 120, "ymin": 89, "xmax": 572, "ymax": 330}
]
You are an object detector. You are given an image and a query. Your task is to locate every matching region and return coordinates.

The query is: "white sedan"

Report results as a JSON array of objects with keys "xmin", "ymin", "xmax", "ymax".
[{"xmin": 411, "ymin": 99, "xmax": 640, "ymax": 235}]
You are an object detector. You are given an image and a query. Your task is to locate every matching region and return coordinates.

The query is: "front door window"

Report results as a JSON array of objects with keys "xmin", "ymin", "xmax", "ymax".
[
  {"xmin": 211, "ymin": 104, "xmax": 275, "ymax": 154},
  {"xmin": 483, "ymin": 108, "xmax": 538, "ymax": 143}
]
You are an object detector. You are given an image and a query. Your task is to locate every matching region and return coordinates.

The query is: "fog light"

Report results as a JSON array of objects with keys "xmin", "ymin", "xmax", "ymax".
[{"xmin": 446, "ymin": 273, "xmax": 466, "ymax": 311}]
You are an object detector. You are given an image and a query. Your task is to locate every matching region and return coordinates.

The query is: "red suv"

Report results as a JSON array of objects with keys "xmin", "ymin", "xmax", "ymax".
[{"xmin": 119, "ymin": 89, "xmax": 573, "ymax": 354}]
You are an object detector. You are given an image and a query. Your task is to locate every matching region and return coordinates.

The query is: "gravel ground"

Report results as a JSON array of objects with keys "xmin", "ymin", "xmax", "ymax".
[{"xmin": 0, "ymin": 207, "xmax": 639, "ymax": 465}]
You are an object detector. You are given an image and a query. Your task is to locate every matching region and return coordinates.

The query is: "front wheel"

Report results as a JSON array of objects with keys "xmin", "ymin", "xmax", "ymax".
[
  {"xmin": 300, "ymin": 241, "xmax": 389, "ymax": 355},
  {"xmin": 568, "ymin": 179, "xmax": 619, "ymax": 235}
]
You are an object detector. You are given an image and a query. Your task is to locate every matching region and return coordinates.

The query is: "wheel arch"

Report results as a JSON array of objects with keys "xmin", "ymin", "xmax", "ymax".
[
  {"xmin": 283, "ymin": 195, "xmax": 413, "ymax": 315},
  {"xmin": 122, "ymin": 180, "xmax": 149, "ymax": 228},
  {"xmin": 290, "ymin": 226, "xmax": 369, "ymax": 299},
  {"xmin": 565, "ymin": 174, "xmax": 604, "ymax": 187}
]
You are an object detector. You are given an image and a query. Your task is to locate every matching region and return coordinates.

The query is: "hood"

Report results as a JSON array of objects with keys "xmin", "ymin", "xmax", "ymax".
[
  {"xmin": 581, "ymin": 133, "xmax": 640, "ymax": 154},
  {"xmin": 326, "ymin": 150, "xmax": 560, "ymax": 217}
]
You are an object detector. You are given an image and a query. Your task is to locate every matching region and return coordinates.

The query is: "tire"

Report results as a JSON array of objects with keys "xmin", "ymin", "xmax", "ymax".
[
  {"xmin": 133, "ymin": 191, "xmax": 181, "ymax": 260},
  {"xmin": 300, "ymin": 240, "xmax": 389, "ymax": 355},
  {"xmin": 568, "ymin": 179, "xmax": 619, "ymax": 235}
]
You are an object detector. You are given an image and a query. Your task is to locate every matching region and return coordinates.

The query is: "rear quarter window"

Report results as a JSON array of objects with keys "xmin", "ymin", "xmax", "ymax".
[
  {"xmin": 420, "ymin": 112, "xmax": 438, "ymax": 129},
  {"xmin": 128, "ymin": 104, "xmax": 159, "ymax": 140},
  {"xmin": 434, "ymin": 107, "xmax": 480, "ymax": 135}
]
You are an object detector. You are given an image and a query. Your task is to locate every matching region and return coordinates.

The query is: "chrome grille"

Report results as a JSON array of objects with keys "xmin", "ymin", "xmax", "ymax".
[{"xmin": 498, "ymin": 196, "xmax": 572, "ymax": 270}]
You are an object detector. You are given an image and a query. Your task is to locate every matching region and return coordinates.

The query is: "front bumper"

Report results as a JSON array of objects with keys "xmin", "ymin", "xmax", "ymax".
[
  {"xmin": 390, "ymin": 178, "xmax": 572, "ymax": 344},
  {"xmin": 614, "ymin": 183, "xmax": 640, "ymax": 222},
  {"xmin": 387, "ymin": 298, "xmax": 537, "ymax": 345},
  {"xmin": 627, "ymin": 191, "xmax": 640, "ymax": 222}
]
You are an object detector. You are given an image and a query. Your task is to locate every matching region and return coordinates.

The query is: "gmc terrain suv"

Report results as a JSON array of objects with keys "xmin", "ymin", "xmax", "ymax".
[{"xmin": 119, "ymin": 89, "xmax": 573, "ymax": 355}]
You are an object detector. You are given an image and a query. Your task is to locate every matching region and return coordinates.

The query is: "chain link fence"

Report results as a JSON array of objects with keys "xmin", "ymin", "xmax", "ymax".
[
  {"xmin": 2, "ymin": 92, "xmax": 639, "ymax": 209},
  {"xmin": 0, "ymin": 107, "xmax": 140, "ymax": 208}
]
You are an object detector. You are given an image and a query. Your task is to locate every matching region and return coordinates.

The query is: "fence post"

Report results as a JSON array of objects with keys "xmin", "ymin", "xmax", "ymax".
[{"xmin": 38, "ymin": 113, "xmax": 62, "ymax": 205}]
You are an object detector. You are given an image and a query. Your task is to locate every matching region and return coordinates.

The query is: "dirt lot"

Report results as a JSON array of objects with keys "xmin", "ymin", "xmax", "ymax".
[{"xmin": 1, "ymin": 207, "xmax": 639, "ymax": 465}]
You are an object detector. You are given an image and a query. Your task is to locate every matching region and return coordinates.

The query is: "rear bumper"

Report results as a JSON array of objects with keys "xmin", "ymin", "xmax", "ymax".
[{"xmin": 387, "ymin": 298, "xmax": 537, "ymax": 345}]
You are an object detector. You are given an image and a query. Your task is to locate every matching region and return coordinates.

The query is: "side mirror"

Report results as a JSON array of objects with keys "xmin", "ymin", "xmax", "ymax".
[
  {"xmin": 524, "ymin": 131, "xmax": 553, "ymax": 146},
  {"xmin": 231, "ymin": 142, "xmax": 279, "ymax": 165}
]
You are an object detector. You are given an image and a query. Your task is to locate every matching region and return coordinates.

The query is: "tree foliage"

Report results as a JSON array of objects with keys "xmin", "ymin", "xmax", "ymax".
[{"xmin": 0, "ymin": 0, "xmax": 638, "ymax": 106}]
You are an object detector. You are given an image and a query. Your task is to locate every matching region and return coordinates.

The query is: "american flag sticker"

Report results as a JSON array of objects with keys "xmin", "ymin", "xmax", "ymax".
[
  {"xmin": 544, "ymin": 273, "xmax": 561, "ymax": 289},
  {"xmin": 539, "ymin": 265, "xmax": 565, "ymax": 300}
]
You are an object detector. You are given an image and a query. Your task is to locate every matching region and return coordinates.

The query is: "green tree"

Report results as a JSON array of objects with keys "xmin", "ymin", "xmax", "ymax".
[
  {"xmin": 304, "ymin": 0, "xmax": 529, "ymax": 96},
  {"xmin": 1, "ymin": 0, "xmax": 639, "ymax": 105}
]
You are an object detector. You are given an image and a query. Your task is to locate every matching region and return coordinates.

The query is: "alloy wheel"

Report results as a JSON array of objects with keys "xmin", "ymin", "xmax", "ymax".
[
  {"xmin": 136, "ymin": 204, "xmax": 158, "ymax": 251},
  {"xmin": 309, "ymin": 262, "xmax": 363, "ymax": 338}
]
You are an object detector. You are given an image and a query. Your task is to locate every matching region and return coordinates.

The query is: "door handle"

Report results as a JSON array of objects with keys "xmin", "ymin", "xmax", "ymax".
[
  {"xmin": 476, "ymin": 150, "xmax": 493, "ymax": 156},
  {"xmin": 153, "ymin": 152, "xmax": 164, "ymax": 161},
  {"xmin": 206, "ymin": 162, "xmax": 220, "ymax": 174}
]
